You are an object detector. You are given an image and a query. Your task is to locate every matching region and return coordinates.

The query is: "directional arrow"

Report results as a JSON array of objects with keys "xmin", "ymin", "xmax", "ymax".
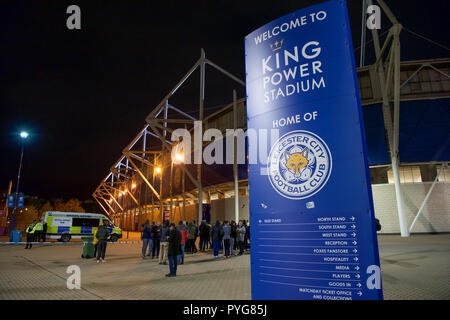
[
  {"xmin": 357, "ymin": 291, "xmax": 362, "ymax": 296},
  {"xmin": 351, "ymin": 224, "xmax": 356, "ymax": 229},
  {"xmin": 355, "ymin": 266, "xmax": 360, "ymax": 271},
  {"xmin": 355, "ymin": 274, "xmax": 361, "ymax": 279},
  {"xmin": 351, "ymin": 232, "xmax": 356, "ymax": 237},
  {"xmin": 353, "ymin": 257, "xmax": 359, "ymax": 262},
  {"xmin": 352, "ymin": 241, "xmax": 357, "ymax": 245},
  {"xmin": 356, "ymin": 282, "xmax": 362, "ymax": 287},
  {"xmin": 352, "ymin": 249, "xmax": 358, "ymax": 253},
  {"xmin": 350, "ymin": 216, "xmax": 356, "ymax": 221}
]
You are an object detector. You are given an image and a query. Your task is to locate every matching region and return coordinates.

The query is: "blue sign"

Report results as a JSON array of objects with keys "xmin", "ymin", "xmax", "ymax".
[
  {"xmin": 163, "ymin": 210, "xmax": 170, "ymax": 223},
  {"xmin": 7, "ymin": 194, "xmax": 15, "ymax": 208},
  {"xmin": 17, "ymin": 195, "xmax": 25, "ymax": 208},
  {"xmin": 245, "ymin": 0, "xmax": 383, "ymax": 300}
]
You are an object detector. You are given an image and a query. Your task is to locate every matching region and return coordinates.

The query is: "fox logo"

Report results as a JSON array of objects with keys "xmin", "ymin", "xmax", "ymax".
[
  {"xmin": 284, "ymin": 148, "xmax": 309, "ymax": 176},
  {"xmin": 268, "ymin": 130, "xmax": 332, "ymax": 200}
]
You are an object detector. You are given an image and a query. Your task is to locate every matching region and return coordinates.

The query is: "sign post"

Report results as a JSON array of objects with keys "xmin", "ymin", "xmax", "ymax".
[
  {"xmin": 17, "ymin": 195, "xmax": 25, "ymax": 209},
  {"xmin": 245, "ymin": 0, "xmax": 383, "ymax": 300},
  {"xmin": 7, "ymin": 194, "xmax": 15, "ymax": 209}
]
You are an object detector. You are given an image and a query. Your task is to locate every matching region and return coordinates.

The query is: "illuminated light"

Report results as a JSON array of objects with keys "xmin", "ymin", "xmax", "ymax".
[
  {"xmin": 20, "ymin": 131, "xmax": 29, "ymax": 139},
  {"xmin": 155, "ymin": 167, "xmax": 161, "ymax": 174},
  {"xmin": 131, "ymin": 183, "xmax": 136, "ymax": 189},
  {"xmin": 175, "ymin": 153, "xmax": 184, "ymax": 162},
  {"xmin": 118, "ymin": 193, "xmax": 122, "ymax": 198}
]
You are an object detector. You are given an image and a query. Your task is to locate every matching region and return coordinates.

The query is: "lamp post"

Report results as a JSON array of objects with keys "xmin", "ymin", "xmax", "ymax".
[{"xmin": 10, "ymin": 131, "xmax": 28, "ymax": 240}]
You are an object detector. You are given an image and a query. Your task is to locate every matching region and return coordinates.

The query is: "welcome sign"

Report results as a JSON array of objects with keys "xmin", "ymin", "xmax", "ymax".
[{"xmin": 245, "ymin": 0, "xmax": 383, "ymax": 300}]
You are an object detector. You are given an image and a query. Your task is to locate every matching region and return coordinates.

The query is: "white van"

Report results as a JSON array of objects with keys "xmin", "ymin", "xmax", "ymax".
[{"xmin": 44, "ymin": 211, "xmax": 122, "ymax": 242}]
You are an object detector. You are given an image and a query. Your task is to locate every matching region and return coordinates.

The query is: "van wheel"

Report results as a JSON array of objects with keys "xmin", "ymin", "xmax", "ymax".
[
  {"xmin": 110, "ymin": 235, "xmax": 118, "ymax": 242},
  {"xmin": 61, "ymin": 234, "xmax": 71, "ymax": 242}
]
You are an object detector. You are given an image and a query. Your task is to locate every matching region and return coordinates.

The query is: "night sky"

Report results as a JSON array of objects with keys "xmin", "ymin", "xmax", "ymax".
[{"xmin": 1, "ymin": 0, "xmax": 448, "ymax": 201}]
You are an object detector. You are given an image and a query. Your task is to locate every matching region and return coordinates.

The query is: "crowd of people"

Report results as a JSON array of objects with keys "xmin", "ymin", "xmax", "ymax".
[
  {"xmin": 24, "ymin": 216, "xmax": 251, "ymax": 278},
  {"xmin": 140, "ymin": 219, "xmax": 251, "ymax": 277}
]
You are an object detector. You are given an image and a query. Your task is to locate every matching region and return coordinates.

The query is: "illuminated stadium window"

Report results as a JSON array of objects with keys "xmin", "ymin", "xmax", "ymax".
[
  {"xmin": 437, "ymin": 166, "xmax": 450, "ymax": 182},
  {"xmin": 387, "ymin": 166, "xmax": 422, "ymax": 183}
]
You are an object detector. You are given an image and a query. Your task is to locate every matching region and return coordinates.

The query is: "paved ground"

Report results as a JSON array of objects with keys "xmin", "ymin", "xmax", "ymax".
[{"xmin": 0, "ymin": 234, "xmax": 449, "ymax": 300}]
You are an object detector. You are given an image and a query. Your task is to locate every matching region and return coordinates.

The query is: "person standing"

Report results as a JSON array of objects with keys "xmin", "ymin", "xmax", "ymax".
[
  {"xmin": 141, "ymin": 220, "xmax": 152, "ymax": 259},
  {"xmin": 222, "ymin": 221, "xmax": 231, "ymax": 258},
  {"xmin": 95, "ymin": 221, "xmax": 110, "ymax": 263},
  {"xmin": 206, "ymin": 222, "xmax": 212, "ymax": 249},
  {"xmin": 194, "ymin": 220, "xmax": 199, "ymax": 252},
  {"xmin": 25, "ymin": 220, "xmax": 36, "ymax": 249},
  {"xmin": 147, "ymin": 222, "xmax": 154, "ymax": 256},
  {"xmin": 93, "ymin": 232, "xmax": 99, "ymax": 257},
  {"xmin": 176, "ymin": 221, "xmax": 188, "ymax": 265},
  {"xmin": 230, "ymin": 221, "xmax": 237, "ymax": 256},
  {"xmin": 166, "ymin": 223, "xmax": 181, "ymax": 277},
  {"xmin": 33, "ymin": 219, "xmax": 43, "ymax": 243},
  {"xmin": 210, "ymin": 220, "xmax": 223, "ymax": 259},
  {"xmin": 198, "ymin": 220, "xmax": 207, "ymax": 251},
  {"xmin": 41, "ymin": 220, "xmax": 47, "ymax": 242},
  {"xmin": 236, "ymin": 220, "xmax": 246, "ymax": 255},
  {"xmin": 151, "ymin": 222, "xmax": 161, "ymax": 259},
  {"xmin": 187, "ymin": 221, "xmax": 197, "ymax": 254},
  {"xmin": 159, "ymin": 221, "xmax": 170, "ymax": 265}
]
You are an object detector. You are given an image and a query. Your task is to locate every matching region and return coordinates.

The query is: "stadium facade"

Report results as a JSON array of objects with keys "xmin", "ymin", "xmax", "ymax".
[{"xmin": 93, "ymin": 3, "xmax": 449, "ymax": 236}]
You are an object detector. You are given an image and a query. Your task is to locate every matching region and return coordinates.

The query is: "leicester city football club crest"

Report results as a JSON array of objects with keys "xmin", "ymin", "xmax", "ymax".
[{"xmin": 268, "ymin": 130, "xmax": 332, "ymax": 200}]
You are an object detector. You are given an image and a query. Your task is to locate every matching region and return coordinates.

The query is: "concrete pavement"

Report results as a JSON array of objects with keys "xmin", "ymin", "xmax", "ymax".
[{"xmin": 0, "ymin": 234, "xmax": 449, "ymax": 300}]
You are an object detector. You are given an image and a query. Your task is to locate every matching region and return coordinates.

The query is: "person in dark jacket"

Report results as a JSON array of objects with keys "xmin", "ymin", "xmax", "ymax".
[
  {"xmin": 210, "ymin": 220, "xmax": 224, "ymax": 258},
  {"xmin": 25, "ymin": 220, "xmax": 37, "ymax": 249},
  {"xmin": 141, "ymin": 220, "xmax": 152, "ymax": 259},
  {"xmin": 95, "ymin": 221, "xmax": 110, "ymax": 263},
  {"xmin": 199, "ymin": 220, "xmax": 210, "ymax": 252},
  {"xmin": 147, "ymin": 222, "xmax": 154, "ymax": 256},
  {"xmin": 230, "ymin": 221, "xmax": 237, "ymax": 255},
  {"xmin": 151, "ymin": 222, "xmax": 161, "ymax": 259},
  {"xmin": 166, "ymin": 223, "xmax": 181, "ymax": 277},
  {"xmin": 41, "ymin": 221, "xmax": 47, "ymax": 242}
]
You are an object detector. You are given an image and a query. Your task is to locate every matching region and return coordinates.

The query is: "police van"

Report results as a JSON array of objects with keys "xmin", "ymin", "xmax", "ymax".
[{"xmin": 44, "ymin": 211, "xmax": 122, "ymax": 242}]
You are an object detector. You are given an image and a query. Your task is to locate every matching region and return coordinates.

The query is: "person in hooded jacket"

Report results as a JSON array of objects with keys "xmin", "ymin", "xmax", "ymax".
[
  {"xmin": 210, "ymin": 220, "xmax": 224, "ymax": 259},
  {"xmin": 199, "ymin": 220, "xmax": 210, "ymax": 252},
  {"xmin": 166, "ymin": 223, "xmax": 181, "ymax": 277}
]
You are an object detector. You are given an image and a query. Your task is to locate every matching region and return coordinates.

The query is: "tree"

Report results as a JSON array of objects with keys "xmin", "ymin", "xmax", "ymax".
[
  {"xmin": 39, "ymin": 201, "xmax": 53, "ymax": 218},
  {"xmin": 53, "ymin": 199, "xmax": 67, "ymax": 212},
  {"xmin": 65, "ymin": 199, "xmax": 85, "ymax": 213}
]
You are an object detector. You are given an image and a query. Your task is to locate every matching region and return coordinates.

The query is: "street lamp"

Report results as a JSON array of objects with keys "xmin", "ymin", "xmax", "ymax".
[{"xmin": 10, "ymin": 131, "xmax": 28, "ymax": 240}]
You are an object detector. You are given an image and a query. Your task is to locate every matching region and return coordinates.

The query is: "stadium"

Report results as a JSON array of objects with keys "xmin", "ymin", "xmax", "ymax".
[{"xmin": 92, "ymin": 2, "xmax": 449, "ymax": 238}]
